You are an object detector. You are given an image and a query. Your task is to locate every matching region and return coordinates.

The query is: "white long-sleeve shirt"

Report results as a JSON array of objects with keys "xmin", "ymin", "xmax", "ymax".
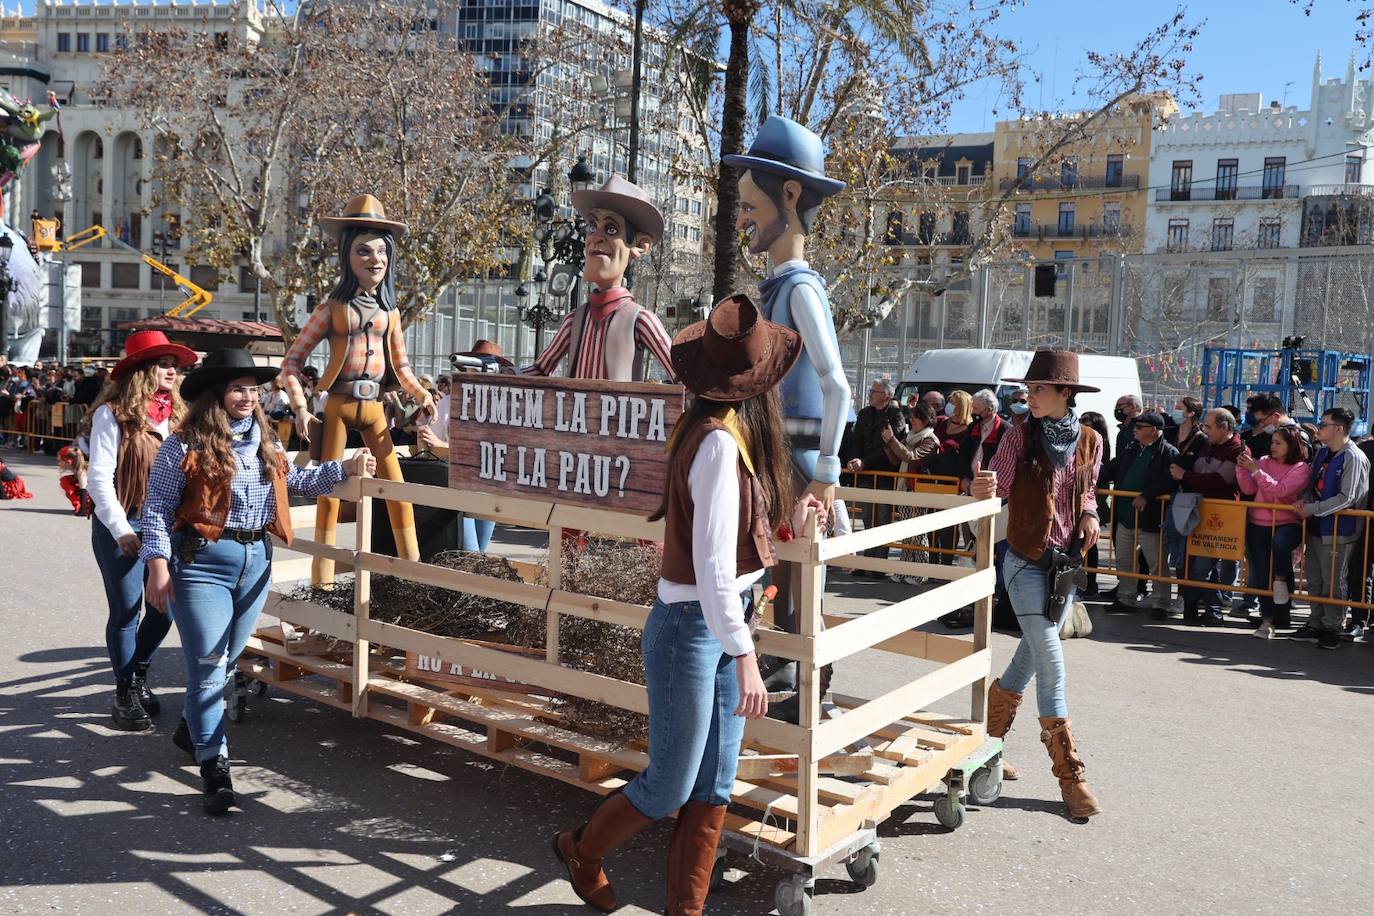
[
  {"xmin": 86, "ymin": 404, "xmax": 170, "ymax": 540},
  {"xmin": 657, "ymin": 430, "xmax": 763, "ymax": 658}
]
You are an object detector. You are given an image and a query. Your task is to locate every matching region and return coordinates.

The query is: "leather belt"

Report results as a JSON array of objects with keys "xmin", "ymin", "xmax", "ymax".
[
  {"xmin": 330, "ymin": 379, "xmax": 382, "ymax": 401},
  {"xmin": 222, "ymin": 527, "xmax": 268, "ymax": 544}
]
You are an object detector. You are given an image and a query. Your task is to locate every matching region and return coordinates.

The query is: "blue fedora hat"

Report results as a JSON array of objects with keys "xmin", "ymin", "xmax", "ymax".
[{"xmin": 723, "ymin": 116, "xmax": 847, "ymax": 197}]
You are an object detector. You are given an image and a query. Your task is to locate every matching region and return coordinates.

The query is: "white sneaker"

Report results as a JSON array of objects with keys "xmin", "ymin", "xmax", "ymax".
[
  {"xmin": 1253, "ymin": 623, "xmax": 1274, "ymax": 640},
  {"xmin": 1272, "ymin": 579, "xmax": 1290, "ymax": 604}
]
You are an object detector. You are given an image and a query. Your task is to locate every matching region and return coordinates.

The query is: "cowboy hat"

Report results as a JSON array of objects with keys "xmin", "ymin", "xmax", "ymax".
[
  {"xmin": 180, "ymin": 348, "xmax": 279, "ymax": 402},
  {"xmin": 320, "ymin": 194, "xmax": 408, "ymax": 239},
  {"xmin": 1002, "ymin": 349, "xmax": 1101, "ymax": 393},
  {"xmin": 671, "ymin": 295, "xmax": 802, "ymax": 403},
  {"xmin": 571, "ymin": 176, "xmax": 665, "ymax": 243},
  {"xmin": 110, "ymin": 330, "xmax": 198, "ymax": 380},
  {"xmin": 722, "ymin": 115, "xmax": 847, "ymax": 198}
]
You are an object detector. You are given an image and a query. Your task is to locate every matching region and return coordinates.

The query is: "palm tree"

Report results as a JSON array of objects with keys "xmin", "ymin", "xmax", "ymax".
[{"xmin": 711, "ymin": 0, "xmax": 761, "ymax": 304}]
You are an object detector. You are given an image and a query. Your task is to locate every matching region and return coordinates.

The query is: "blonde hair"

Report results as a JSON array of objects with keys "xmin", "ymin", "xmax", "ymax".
[
  {"xmin": 948, "ymin": 389, "xmax": 973, "ymax": 426},
  {"xmin": 82, "ymin": 362, "xmax": 186, "ymax": 437}
]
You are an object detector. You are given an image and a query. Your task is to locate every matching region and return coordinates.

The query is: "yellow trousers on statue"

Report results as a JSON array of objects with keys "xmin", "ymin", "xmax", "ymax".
[{"xmin": 313, "ymin": 394, "xmax": 418, "ymax": 585}]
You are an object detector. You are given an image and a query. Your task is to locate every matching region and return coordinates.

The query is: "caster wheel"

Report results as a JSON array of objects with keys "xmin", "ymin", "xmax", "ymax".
[
  {"xmin": 252, "ymin": 679, "xmax": 269, "ymax": 698},
  {"xmin": 774, "ymin": 875, "xmax": 813, "ymax": 916},
  {"xmin": 227, "ymin": 693, "xmax": 248, "ymax": 723},
  {"xmin": 933, "ymin": 793, "xmax": 965, "ymax": 830},
  {"xmin": 708, "ymin": 854, "xmax": 726, "ymax": 891},
  {"xmin": 968, "ymin": 764, "xmax": 1003, "ymax": 805},
  {"xmin": 845, "ymin": 844, "xmax": 879, "ymax": 888}
]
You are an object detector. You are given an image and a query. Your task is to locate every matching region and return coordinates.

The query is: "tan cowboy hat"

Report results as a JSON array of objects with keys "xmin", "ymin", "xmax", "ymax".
[
  {"xmin": 320, "ymin": 194, "xmax": 408, "ymax": 239},
  {"xmin": 1002, "ymin": 349, "xmax": 1100, "ymax": 393},
  {"xmin": 571, "ymin": 176, "xmax": 665, "ymax": 243},
  {"xmin": 671, "ymin": 295, "xmax": 801, "ymax": 403}
]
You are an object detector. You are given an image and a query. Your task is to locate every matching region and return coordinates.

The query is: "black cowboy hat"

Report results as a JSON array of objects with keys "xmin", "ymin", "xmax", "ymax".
[
  {"xmin": 671, "ymin": 294, "xmax": 801, "ymax": 403},
  {"xmin": 180, "ymin": 349, "xmax": 279, "ymax": 402}
]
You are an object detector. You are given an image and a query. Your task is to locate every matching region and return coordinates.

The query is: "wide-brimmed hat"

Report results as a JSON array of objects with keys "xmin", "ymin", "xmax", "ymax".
[
  {"xmin": 1002, "ymin": 349, "xmax": 1100, "ymax": 393},
  {"xmin": 722, "ymin": 115, "xmax": 847, "ymax": 198},
  {"xmin": 571, "ymin": 176, "xmax": 664, "ymax": 243},
  {"xmin": 110, "ymin": 329, "xmax": 197, "ymax": 380},
  {"xmin": 180, "ymin": 348, "xmax": 279, "ymax": 402},
  {"xmin": 320, "ymin": 193, "xmax": 408, "ymax": 239},
  {"xmin": 671, "ymin": 295, "xmax": 802, "ymax": 403}
]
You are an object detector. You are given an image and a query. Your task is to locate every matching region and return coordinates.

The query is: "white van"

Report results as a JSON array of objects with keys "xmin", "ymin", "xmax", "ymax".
[{"xmin": 895, "ymin": 348, "xmax": 1142, "ymax": 445}]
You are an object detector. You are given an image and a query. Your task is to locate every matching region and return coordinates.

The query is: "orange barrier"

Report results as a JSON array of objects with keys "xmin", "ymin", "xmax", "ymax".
[
  {"xmin": 0, "ymin": 401, "xmax": 84, "ymax": 451},
  {"xmin": 844, "ymin": 470, "xmax": 975, "ymax": 565}
]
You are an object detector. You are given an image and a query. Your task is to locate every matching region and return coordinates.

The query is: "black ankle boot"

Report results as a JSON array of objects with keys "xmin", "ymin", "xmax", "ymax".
[
  {"xmin": 173, "ymin": 717, "xmax": 195, "ymax": 759},
  {"xmin": 1182, "ymin": 601, "xmax": 1199, "ymax": 623},
  {"xmin": 129, "ymin": 665, "xmax": 159, "ymax": 717},
  {"xmin": 200, "ymin": 756, "xmax": 235, "ymax": 815},
  {"xmin": 111, "ymin": 683, "xmax": 152, "ymax": 732}
]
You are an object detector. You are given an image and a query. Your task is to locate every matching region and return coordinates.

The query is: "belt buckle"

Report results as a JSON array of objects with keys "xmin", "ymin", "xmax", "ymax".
[
  {"xmin": 351, "ymin": 379, "xmax": 380, "ymax": 400},
  {"xmin": 233, "ymin": 528, "xmax": 254, "ymax": 544}
]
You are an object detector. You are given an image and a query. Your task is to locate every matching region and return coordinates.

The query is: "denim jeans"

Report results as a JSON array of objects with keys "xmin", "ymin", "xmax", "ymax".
[
  {"xmin": 168, "ymin": 534, "xmax": 272, "ymax": 764},
  {"xmin": 461, "ymin": 517, "xmax": 494, "ymax": 553},
  {"xmin": 92, "ymin": 518, "xmax": 172, "ymax": 686},
  {"xmin": 623, "ymin": 597, "xmax": 747, "ymax": 819},
  {"xmin": 1185, "ymin": 556, "xmax": 1239, "ymax": 608},
  {"xmin": 998, "ymin": 551, "xmax": 1069, "ymax": 718},
  {"xmin": 1244, "ymin": 522, "xmax": 1301, "ymax": 618}
]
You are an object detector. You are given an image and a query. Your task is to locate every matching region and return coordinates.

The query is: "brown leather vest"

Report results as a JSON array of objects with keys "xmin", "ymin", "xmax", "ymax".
[
  {"xmin": 659, "ymin": 417, "xmax": 776, "ymax": 585},
  {"xmin": 1005, "ymin": 425, "xmax": 1098, "ymax": 561},
  {"xmin": 113, "ymin": 415, "xmax": 163, "ymax": 514},
  {"xmin": 173, "ymin": 449, "xmax": 292, "ymax": 545}
]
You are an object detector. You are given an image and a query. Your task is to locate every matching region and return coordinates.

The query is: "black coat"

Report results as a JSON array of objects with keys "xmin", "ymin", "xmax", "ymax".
[{"xmin": 846, "ymin": 403, "xmax": 909, "ymax": 474}]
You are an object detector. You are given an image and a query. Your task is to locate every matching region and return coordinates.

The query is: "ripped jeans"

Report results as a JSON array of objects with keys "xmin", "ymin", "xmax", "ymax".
[{"xmin": 167, "ymin": 533, "xmax": 272, "ymax": 764}]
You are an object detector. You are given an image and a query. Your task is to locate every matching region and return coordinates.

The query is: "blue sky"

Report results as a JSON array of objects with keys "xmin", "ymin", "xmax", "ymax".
[{"xmin": 945, "ymin": 0, "xmax": 1370, "ymax": 132}]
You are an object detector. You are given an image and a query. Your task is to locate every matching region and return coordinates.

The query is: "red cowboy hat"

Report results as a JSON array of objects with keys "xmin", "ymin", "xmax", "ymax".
[{"xmin": 110, "ymin": 330, "xmax": 198, "ymax": 380}]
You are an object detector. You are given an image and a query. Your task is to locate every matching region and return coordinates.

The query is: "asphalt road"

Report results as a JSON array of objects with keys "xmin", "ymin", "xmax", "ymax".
[{"xmin": 2, "ymin": 447, "xmax": 1372, "ymax": 915}]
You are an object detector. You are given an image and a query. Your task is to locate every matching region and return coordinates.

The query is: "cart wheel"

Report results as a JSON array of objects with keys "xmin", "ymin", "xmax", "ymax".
[
  {"xmin": 967, "ymin": 764, "xmax": 1003, "ymax": 806},
  {"xmin": 774, "ymin": 875, "xmax": 813, "ymax": 916},
  {"xmin": 227, "ymin": 693, "xmax": 248, "ymax": 723},
  {"xmin": 845, "ymin": 844, "xmax": 880, "ymax": 888},
  {"xmin": 252, "ymin": 679, "xmax": 269, "ymax": 698},
  {"xmin": 934, "ymin": 793, "xmax": 965, "ymax": 830},
  {"xmin": 708, "ymin": 853, "xmax": 726, "ymax": 891}
]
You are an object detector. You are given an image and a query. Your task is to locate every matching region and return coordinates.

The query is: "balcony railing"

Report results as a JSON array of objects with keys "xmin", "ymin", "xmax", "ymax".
[
  {"xmin": 1000, "ymin": 174, "xmax": 1141, "ymax": 192},
  {"xmin": 1154, "ymin": 185, "xmax": 1300, "ymax": 202},
  {"xmin": 1307, "ymin": 183, "xmax": 1374, "ymax": 198},
  {"xmin": 1012, "ymin": 223, "xmax": 1134, "ymax": 240},
  {"xmin": 890, "ymin": 231, "xmax": 973, "ymax": 247}
]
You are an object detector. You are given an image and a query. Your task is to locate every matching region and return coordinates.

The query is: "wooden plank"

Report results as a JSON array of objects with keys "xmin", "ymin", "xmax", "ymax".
[
  {"xmin": 733, "ymin": 750, "xmax": 874, "ymax": 780},
  {"xmin": 834, "ymin": 485, "xmax": 986, "ymax": 511},
  {"xmin": 352, "ymin": 481, "xmax": 373, "ymax": 718},
  {"xmin": 724, "ymin": 812, "xmax": 795, "ymax": 850},
  {"xmin": 812, "ymin": 649, "xmax": 992, "ymax": 759},
  {"xmin": 265, "ymin": 595, "xmax": 357, "ymax": 641},
  {"xmin": 971, "ymin": 515, "xmax": 994, "ymax": 726},
  {"xmin": 356, "ymin": 551, "xmax": 552, "ymax": 612},
  {"xmin": 358, "ymin": 476, "xmax": 555, "ymax": 530},
  {"xmin": 545, "ymin": 530, "xmax": 561, "ymax": 665},
  {"xmin": 838, "ymin": 553, "xmax": 976, "ymax": 581},
  {"xmin": 827, "ymin": 694, "xmax": 978, "ymax": 736},
  {"xmin": 812, "ymin": 569, "xmax": 995, "ymax": 667},
  {"xmin": 816, "ymin": 497, "xmax": 999, "ymax": 562},
  {"xmin": 548, "ymin": 504, "xmax": 664, "ymax": 542},
  {"xmin": 820, "ymin": 616, "xmax": 974, "ymax": 664},
  {"xmin": 579, "ymin": 755, "xmax": 623, "ymax": 783},
  {"xmin": 288, "ymin": 504, "xmax": 319, "ymax": 530},
  {"xmin": 796, "ymin": 510, "xmax": 823, "ymax": 857},
  {"xmin": 273, "ymin": 536, "xmax": 356, "ymax": 566},
  {"xmin": 875, "ymin": 734, "xmax": 919, "ymax": 762}
]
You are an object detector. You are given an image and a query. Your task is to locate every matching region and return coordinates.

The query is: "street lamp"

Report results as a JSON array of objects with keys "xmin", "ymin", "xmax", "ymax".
[{"xmin": 569, "ymin": 154, "xmax": 596, "ymax": 192}]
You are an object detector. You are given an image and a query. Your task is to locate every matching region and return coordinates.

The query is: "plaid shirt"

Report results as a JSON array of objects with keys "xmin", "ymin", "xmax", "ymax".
[
  {"xmin": 523, "ymin": 297, "xmax": 675, "ymax": 380},
  {"xmin": 989, "ymin": 422, "xmax": 1101, "ymax": 550},
  {"xmin": 139, "ymin": 416, "xmax": 346, "ymax": 562},
  {"xmin": 281, "ymin": 295, "xmax": 426, "ymax": 405}
]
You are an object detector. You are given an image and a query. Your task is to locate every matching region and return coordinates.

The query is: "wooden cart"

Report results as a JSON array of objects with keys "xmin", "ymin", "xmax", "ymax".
[{"xmin": 239, "ymin": 468, "xmax": 1003, "ymax": 914}]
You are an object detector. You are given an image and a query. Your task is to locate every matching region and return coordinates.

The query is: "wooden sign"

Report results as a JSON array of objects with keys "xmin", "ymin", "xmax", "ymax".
[
  {"xmin": 448, "ymin": 375, "xmax": 685, "ymax": 514},
  {"xmin": 404, "ymin": 640, "xmax": 548, "ymax": 697}
]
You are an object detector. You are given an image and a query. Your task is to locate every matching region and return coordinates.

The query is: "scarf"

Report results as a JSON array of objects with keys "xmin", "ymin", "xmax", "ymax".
[
  {"xmin": 1039, "ymin": 411, "xmax": 1081, "ymax": 468},
  {"xmin": 147, "ymin": 390, "xmax": 174, "ymax": 426},
  {"xmin": 587, "ymin": 287, "xmax": 635, "ymax": 323},
  {"xmin": 230, "ymin": 415, "xmax": 259, "ymax": 451}
]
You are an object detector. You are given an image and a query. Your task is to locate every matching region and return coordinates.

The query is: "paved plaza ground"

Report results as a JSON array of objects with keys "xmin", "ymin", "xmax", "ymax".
[{"xmin": 2, "ymin": 447, "xmax": 1372, "ymax": 915}]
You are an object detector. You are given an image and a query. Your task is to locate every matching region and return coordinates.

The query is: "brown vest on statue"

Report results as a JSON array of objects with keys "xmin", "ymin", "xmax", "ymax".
[
  {"xmin": 173, "ymin": 449, "xmax": 293, "ymax": 545},
  {"xmin": 1005, "ymin": 424, "xmax": 1098, "ymax": 561},
  {"xmin": 659, "ymin": 416, "xmax": 776, "ymax": 584}
]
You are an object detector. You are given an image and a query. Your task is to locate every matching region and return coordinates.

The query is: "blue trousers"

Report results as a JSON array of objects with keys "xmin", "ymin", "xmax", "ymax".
[
  {"xmin": 168, "ymin": 535, "xmax": 272, "ymax": 764},
  {"xmin": 462, "ymin": 517, "xmax": 494, "ymax": 553},
  {"xmin": 998, "ymin": 551, "xmax": 1069, "ymax": 718},
  {"xmin": 623, "ymin": 598, "xmax": 746, "ymax": 818},
  {"xmin": 92, "ymin": 518, "xmax": 172, "ymax": 686}
]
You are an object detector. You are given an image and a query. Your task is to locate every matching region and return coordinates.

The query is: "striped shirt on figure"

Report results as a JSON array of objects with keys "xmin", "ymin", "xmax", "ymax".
[{"xmin": 522, "ymin": 289, "xmax": 675, "ymax": 381}]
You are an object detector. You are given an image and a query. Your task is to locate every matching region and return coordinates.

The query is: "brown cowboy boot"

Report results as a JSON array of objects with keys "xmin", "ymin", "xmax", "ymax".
[
  {"xmin": 665, "ymin": 801, "xmax": 727, "ymax": 916},
  {"xmin": 1039, "ymin": 717, "xmax": 1102, "ymax": 818},
  {"xmin": 986, "ymin": 679, "xmax": 1022, "ymax": 780},
  {"xmin": 553, "ymin": 793, "xmax": 655, "ymax": 912}
]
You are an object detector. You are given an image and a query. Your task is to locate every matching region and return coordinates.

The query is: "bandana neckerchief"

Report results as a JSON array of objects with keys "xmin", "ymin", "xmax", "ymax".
[
  {"xmin": 147, "ymin": 390, "xmax": 174, "ymax": 426},
  {"xmin": 1039, "ymin": 411, "xmax": 1081, "ymax": 467}
]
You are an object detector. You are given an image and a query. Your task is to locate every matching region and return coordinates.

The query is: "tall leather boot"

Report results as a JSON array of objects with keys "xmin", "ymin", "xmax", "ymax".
[
  {"xmin": 553, "ymin": 792, "xmax": 655, "ymax": 913},
  {"xmin": 665, "ymin": 801, "xmax": 727, "ymax": 916},
  {"xmin": 986, "ymin": 679, "xmax": 1022, "ymax": 780},
  {"xmin": 1039, "ymin": 717, "xmax": 1102, "ymax": 818}
]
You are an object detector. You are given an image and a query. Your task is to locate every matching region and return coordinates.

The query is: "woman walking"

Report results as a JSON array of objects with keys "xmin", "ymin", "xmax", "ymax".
[
  {"xmin": 86, "ymin": 330, "xmax": 197, "ymax": 731},
  {"xmin": 551, "ymin": 297, "xmax": 815, "ymax": 914},
  {"xmin": 1236, "ymin": 426, "xmax": 1310, "ymax": 637},
  {"xmin": 972, "ymin": 350, "xmax": 1104, "ymax": 818},
  {"xmin": 141, "ymin": 349, "xmax": 374, "ymax": 814}
]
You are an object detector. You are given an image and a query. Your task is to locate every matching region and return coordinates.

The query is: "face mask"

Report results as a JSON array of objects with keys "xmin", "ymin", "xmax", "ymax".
[
  {"xmin": 1010, "ymin": 402, "xmax": 1029, "ymax": 415},
  {"xmin": 1114, "ymin": 407, "xmax": 1129, "ymax": 423},
  {"xmin": 1263, "ymin": 423, "xmax": 1277, "ymax": 435},
  {"xmin": 944, "ymin": 402, "xmax": 955, "ymax": 417},
  {"xmin": 1170, "ymin": 409, "xmax": 1185, "ymax": 424}
]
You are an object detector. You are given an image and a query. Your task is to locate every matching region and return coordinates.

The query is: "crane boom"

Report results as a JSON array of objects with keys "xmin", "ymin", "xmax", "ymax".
[{"xmin": 57, "ymin": 225, "xmax": 215, "ymax": 317}]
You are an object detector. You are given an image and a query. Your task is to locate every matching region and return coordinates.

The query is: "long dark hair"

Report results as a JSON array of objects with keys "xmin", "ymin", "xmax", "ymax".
[
  {"xmin": 329, "ymin": 227, "xmax": 398, "ymax": 310},
  {"xmin": 1079, "ymin": 411, "xmax": 1111, "ymax": 465},
  {"xmin": 177, "ymin": 381, "xmax": 285, "ymax": 481},
  {"xmin": 1272, "ymin": 425, "xmax": 1308, "ymax": 464},
  {"xmin": 653, "ymin": 386, "xmax": 794, "ymax": 530}
]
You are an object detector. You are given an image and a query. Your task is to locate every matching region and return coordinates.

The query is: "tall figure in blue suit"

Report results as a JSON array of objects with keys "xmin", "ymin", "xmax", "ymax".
[{"xmin": 724, "ymin": 116, "xmax": 851, "ymax": 692}]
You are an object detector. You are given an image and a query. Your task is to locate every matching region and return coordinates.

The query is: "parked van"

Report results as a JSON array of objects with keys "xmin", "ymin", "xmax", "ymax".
[{"xmin": 896, "ymin": 348, "xmax": 1142, "ymax": 445}]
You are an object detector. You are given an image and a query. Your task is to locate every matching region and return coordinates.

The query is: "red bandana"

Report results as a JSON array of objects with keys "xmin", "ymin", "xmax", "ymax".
[
  {"xmin": 587, "ymin": 287, "xmax": 634, "ymax": 323},
  {"xmin": 147, "ymin": 390, "xmax": 174, "ymax": 426}
]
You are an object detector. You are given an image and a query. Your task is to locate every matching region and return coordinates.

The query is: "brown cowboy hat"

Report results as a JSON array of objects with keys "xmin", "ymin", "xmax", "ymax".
[
  {"xmin": 455, "ymin": 338, "xmax": 514, "ymax": 369},
  {"xmin": 671, "ymin": 295, "xmax": 801, "ymax": 403},
  {"xmin": 571, "ymin": 176, "xmax": 665, "ymax": 244},
  {"xmin": 1003, "ymin": 349, "xmax": 1100, "ymax": 393},
  {"xmin": 320, "ymin": 193, "xmax": 408, "ymax": 239}
]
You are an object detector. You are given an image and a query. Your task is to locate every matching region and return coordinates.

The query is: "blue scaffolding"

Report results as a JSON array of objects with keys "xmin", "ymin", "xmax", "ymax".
[{"xmin": 1201, "ymin": 346, "xmax": 1372, "ymax": 437}]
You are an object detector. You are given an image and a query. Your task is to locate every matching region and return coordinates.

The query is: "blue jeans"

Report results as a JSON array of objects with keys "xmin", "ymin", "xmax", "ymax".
[
  {"xmin": 623, "ymin": 598, "xmax": 747, "ymax": 818},
  {"xmin": 1245, "ymin": 521, "xmax": 1301, "ymax": 617},
  {"xmin": 92, "ymin": 518, "xmax": 172, "ymax": 686},
  {"xmin": 462, "ymin": 517, "xmax": 494, "ymax": 553},
  {"xmin": 1185, "ymin": 556, "xmax": 1239, "ymax": 608},
  {"xmin": 998, "ymin": 551, "xmax": 1069, "ymax": 718},
  {"xmin": 168, "ymin": 534, "xmax": 272, "ymax": 764}
]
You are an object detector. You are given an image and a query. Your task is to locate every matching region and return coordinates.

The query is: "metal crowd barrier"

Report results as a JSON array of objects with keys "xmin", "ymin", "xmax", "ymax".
[
  {"xmin": 844, "ymin": 470, "xmax": 975, "ymax": 565},
  {"xmin": 0, "ymin": 401, "xmax": 85, "ymax": 451}
]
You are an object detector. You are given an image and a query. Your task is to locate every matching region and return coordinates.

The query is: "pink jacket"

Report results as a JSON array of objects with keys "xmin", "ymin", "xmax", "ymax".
[{"xmin": 1236, "ymin": 457, "xmax": 1309, "ymax": 526}]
